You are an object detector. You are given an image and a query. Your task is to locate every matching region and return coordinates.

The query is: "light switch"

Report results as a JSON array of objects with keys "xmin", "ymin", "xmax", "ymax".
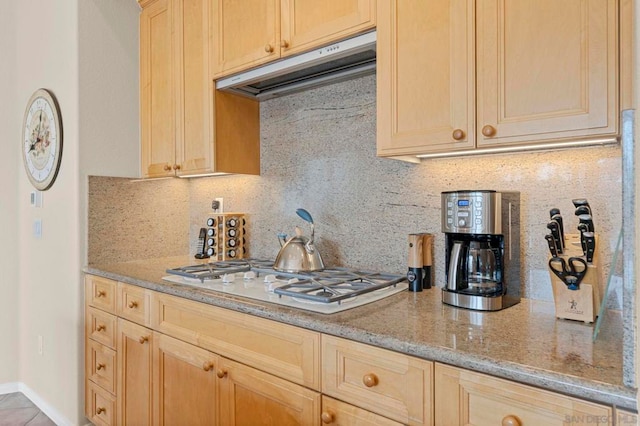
[
  {"xmin": 30, "ymin": 191, "xmax": 43, "ymax": 207},
  {"xmin": 33, "ymin": 219, "xmax": 42, "ymax": 239}
]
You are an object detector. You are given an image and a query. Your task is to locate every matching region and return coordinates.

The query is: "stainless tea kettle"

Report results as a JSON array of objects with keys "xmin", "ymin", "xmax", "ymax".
[{"xmin": 274, "ymin": 208, "xmax": 325, "ymax": 273}]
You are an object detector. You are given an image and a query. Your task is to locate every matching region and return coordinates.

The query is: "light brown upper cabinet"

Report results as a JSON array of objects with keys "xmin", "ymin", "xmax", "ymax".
[
  {"xmin": 139, "ymin": 0, "xmax": 259, "ymax": 179},
  {"xmin": 211, "ymin": 0, "xmax": 376, "ymax": 78},
  {"xmin": 377, "ymin": 0, "xmax": 619, "ymax": 157}
]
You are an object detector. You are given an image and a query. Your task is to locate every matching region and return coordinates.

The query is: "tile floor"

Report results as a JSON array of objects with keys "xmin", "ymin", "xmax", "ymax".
[{"xmin": 0, "ymin": 393, "xmax": 55, "ymax": 426}]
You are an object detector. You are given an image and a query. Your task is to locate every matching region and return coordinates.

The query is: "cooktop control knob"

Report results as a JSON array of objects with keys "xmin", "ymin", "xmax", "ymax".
[{"xmin": 206, "ymin": 217, "xmax": 216, "ymax": 227}]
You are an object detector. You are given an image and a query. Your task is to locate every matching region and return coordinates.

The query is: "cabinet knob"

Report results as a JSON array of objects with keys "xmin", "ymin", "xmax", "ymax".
[
  {"xmin": 320, "ymin": 411, "xmax": 335, "ymax": 424},
  {"xmin": 280, "ymin": 40, "xmax": 289, "ymax": 48},
  {"xmin": 128, "ymin": 301, "xmax": 138, "ymax": 309},
  {"xmin": 173, "ymin": 164, "xmax": 181, "ymax": 171},
  {"xmin": 96, "ymin": 363, "xmax": 106, "ymax": 371},
  {"xmin": 163, "ymin": 164, "xmax": 172, "ymax": 171},
  {"xmin": 482, "ymin": 125, "xmax": 497, "ymax": 137},
  {"xmin": 452, "ymin": 129, "xmax": 466, "ymax": 140},
  {"xmin": 96, "ymin": 407, "xmax": 106, "ymax": 415},
  {"xmin": 216, "ymin": 369, "xmax": 228, "ymax": 378},
  {"xmin": 96, "ymin": 324, "xmax": 106, "ymax": 332},
  {"xmin": 203, "ymin": 361, "xmax": 214, "ymax": 372},
  {"xmin": 502, "ymin": 415, "xmax": 522, "ymax": 426},
  {"xmin": 362, "ymin": 373, "xmax": 379, "ymax": 387},
  {"xmin": 96, "ymin": 290, "xmax": 106, "ymax": 298},
  {"xmin": 138, "ymin": 335, "xmax": 149, "ymax": 344},
  {"xmin": 265, "ymin": 43, "xmax": 274, "ymax": 53}
]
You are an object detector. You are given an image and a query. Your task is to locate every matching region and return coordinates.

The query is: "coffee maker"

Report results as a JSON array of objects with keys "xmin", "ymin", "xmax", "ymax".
[{"xmin": 441, "ymin": 190, "xmax": 520, "ymax": 311}]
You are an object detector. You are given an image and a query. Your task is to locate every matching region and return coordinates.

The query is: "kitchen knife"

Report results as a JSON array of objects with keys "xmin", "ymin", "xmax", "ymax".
[
  {"xmin": 545, "ymin": 234, "xmax": 558, "ymax": 257},
  {"xmin": 547, "ymin": 220, "xmax": 563, "ymax": 254},
  {"xmin": 550, "ymin": 212, "xmax": 564, "ymax": 247},
  {"xmin": 583, "ymin": 231, "xmax": 596, "ymax": 263},
  {"xmin": 578, "ymin": 214, "xmax": 595, "ymax": 233},
  {"xmin": 574, "ymin": 205, "xmax": 591, "ymax": 216},
  {"xmin": 572, "ymin": 198, "xmax": 591, "ymax": 213},
  {"xmin": 578, "ymin": 224, "xmax": 588, "ymax": 256}
]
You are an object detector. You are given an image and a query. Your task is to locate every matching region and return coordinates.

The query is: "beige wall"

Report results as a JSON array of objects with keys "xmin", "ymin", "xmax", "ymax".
[
  {"xmin": 0, "ymin": 0, "xmax": 139, "ymax": 424},
  {"xmin": 0, "ymin": 0, "xmax": 19, "ymax": 386}
]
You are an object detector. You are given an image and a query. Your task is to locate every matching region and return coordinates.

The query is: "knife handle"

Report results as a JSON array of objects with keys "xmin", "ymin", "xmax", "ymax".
[
  {"xmin": 583, "ymin": 231, "xmax": 595, "ymax": 263},
  {"xmin": 547, "ymin": 221, "xmax": 562, "ymax": 254},
  {"xmin": 545, "ymin": 234, "xmax": 558, "ymax": 257},
  {"xmin": 551, "ymin": 213, "xmax": 564, "ymax": 243}
]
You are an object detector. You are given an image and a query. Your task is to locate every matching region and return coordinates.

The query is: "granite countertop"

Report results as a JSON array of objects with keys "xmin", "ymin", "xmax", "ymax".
[{"xmin": 84, "ymin": 256, "xmax": 636, "ymax": 410}]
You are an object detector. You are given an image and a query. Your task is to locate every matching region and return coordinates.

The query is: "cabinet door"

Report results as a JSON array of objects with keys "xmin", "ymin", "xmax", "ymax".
[
  {"xmin": 153, "ymin": 332, "xmax": 218, "ymax": 426},
  {"xmin": 140, "ymin": 0, "xmax": 175, "ymax": 178},
  {"xmin": 434, "ymin": 363, "xmax": 612, "ymax": 426},
  {"xmin": 211, "ymin": 0, "xmax": 280, "ymax": 78},
  {"xmin": 377, "ymin": 0, "xmax": 475, "ymax": 157},
  {"xmin": 218, "ymin": 357, "xmax": 320, "ymax": 425},
  {"xmin": 174, "ymin": 0, "xmax": 213, "ymax": 176},
  {"xmin": 117, "ymin": 319, "xmax": 153, "ymax": 426},
  {"xmin": 476, "ymin": 0, "xmax": 618, "ymax": 147},
  {"xmin": 281, "ymin": 0, "xmax": 376, "ymax": 57}
]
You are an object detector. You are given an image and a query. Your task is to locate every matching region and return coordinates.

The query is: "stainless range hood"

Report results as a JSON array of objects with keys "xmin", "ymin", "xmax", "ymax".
[{"xmin": 216, "ymin": 31, "xmax": 376, "ymax": 101}]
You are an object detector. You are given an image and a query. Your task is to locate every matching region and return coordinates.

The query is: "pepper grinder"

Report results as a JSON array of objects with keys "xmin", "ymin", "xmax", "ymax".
[
  {"xmin": 407, "ymin": 234, "xmax": 423, "ymax": 292},
  {"xmin": 422, "ymin": 233, "xmax": 434, "ymax": 289}
]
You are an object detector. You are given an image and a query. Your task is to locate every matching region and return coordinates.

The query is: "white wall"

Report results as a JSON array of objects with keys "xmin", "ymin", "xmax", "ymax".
[
  {"xmin": 0, "ymin": 0, "xmax": 139, "ymax": 424},
  {"xmin": 0, "ymin": 0, "xmax": 19, "ymax": 386}
]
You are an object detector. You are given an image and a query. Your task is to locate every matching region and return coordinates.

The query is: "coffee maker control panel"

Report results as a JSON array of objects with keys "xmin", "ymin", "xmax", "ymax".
[{"xmin": 442, "ymin": 190, "xmax": 501, "ymax": 235}]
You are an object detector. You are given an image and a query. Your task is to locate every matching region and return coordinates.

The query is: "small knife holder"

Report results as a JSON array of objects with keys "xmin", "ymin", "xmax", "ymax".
[
  {"xmin": 548, "ymin": 234, "xmax": 601, "ymax": 323},
  {"xmin": 202, "ymin": 213, "xmax": 247, "ymax": 261}
]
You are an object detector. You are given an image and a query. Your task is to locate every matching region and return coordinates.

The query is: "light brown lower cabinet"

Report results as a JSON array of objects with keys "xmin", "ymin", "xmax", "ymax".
[
  {"xmin": 117, "ymin": 319, "xmax": 152, "ymax": 425},
  {"xmin": 320, "ymin": 395, "xmax": 404, "ymax": 426},
  {"xmin": 434, "ymin": 363, "xmax": 613, "ymax": 426},
  {"xmin": 615, "ymin": 408, "xmax": 638, "ymax": 425}
]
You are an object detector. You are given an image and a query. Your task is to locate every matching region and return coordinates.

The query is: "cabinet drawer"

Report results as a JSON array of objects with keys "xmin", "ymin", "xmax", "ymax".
[
  {"xmin": 435, "ymin": 363, "xmax": 612, "ymax": 426},
  {"xmin": 117, "ymin": 282, "xmax": 150, "ymax": 326},
  {"xmin": 86, "ymin": 380, "xmax": 117, "ymax": 426},
  {"xmin": 151, "ymin": 292, "xmax": 320, "ymax": 390},
  {"xmin": 86, "ymin": 339, "xmax": 116, "ymax": 394},
  {"xmin": 322, "ymin": 335, "xmax": 433, "ymax": 425},
  {"xmin": 86, "ymin": 306, "xmax": 117, "ymax": 349},
  {"xmin": 86, "ymin": 275, "xmax": 117, "ymax": 313},
  {"xmin": 321, "ymin": 395, "xmax": 403, "ymax": 426}
]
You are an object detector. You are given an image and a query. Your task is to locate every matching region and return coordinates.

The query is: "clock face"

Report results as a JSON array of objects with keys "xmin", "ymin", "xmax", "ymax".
[{"xmin": 22, "ymin": 89, "xmax": 63, "ymax": 190}]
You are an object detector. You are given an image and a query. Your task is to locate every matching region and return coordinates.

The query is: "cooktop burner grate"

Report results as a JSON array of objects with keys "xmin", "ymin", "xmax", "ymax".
[{"xmin": 165, "ymin": 259, "xmax": 407, "ymax": 304}]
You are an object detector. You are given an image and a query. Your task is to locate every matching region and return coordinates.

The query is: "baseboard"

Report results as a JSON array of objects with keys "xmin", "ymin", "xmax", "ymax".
[{"xmin": 0, "ymin": 382, "xmax": 74, "ymax": 426}]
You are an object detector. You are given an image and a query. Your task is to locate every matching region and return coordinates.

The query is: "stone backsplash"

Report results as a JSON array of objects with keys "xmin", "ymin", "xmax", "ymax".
[{"xmin": 88, "ymin": 74, "xmax": 623, "ymax": 306}]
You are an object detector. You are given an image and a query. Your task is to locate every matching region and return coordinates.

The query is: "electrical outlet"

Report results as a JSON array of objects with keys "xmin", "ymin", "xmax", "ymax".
[
  {"xmin": 212, "ymin": 198, "xmax": 224, "ymax": 213},
  {"xmin": 38, "ymin": 335, "xmax": 43, "ymax": 355}
]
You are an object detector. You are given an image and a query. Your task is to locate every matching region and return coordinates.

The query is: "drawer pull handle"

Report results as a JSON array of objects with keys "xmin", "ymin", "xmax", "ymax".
[
  {"xmin": 96, "ymin": 407, "xmax": 106, "ymax": 415},
  {"xmin": 452, "ymin": 129, "xmax": 465, "ymax": 140},
  {"xmin": 128, "ymin": 301, "xmax": 138, "ymax": 309},
  {"xmin": 203, "ymin": 361, "xmax": 214, "ymax": 372},
  {"xmin": 502, "ymin": 415, "xmax": 521, "ymax": 426},
  {"xmin": 96, "ymin": 290, "xmax": 106, "ymax": 298},
  {"xmin": 216, "ymin": 369, "xmax": 228, "ymax": 378},
  {"xmin": 96, "ymin": 324, "xmax": 106, "ymax": 332},
  {"xmin": 138, "ymin": 336, "xmax": 149, "ymax": 344},
  {"xmin": 320, "ymin": 411, "xmax": 335, "ymax": 424},
  {"xmin": 362, "ymin": 373, "xmax": 378, "ymax": 388},
  {"xmin": 96, "ymin": 363, "xmax": 106, "ymax": 371},
  {"xmin": 482, "ymin": 124, "xmax": 496, "ymax": 137}
]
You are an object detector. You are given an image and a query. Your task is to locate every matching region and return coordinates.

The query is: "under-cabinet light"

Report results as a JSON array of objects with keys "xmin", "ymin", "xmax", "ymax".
[{"xmin": 414, "ymin": 137, "xmax": 620, "ymax": 159}]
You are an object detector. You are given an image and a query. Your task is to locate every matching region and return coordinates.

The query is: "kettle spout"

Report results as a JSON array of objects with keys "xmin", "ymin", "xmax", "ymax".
[{"xmin": 277, "ymin": 232, "xmax": 288, "ymax": 247}]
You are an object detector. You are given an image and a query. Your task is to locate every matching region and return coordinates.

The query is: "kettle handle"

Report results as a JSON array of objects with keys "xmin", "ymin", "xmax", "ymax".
[{"xmin": 296, "ymin": 208, "xmax": 314, "ymax": 224}]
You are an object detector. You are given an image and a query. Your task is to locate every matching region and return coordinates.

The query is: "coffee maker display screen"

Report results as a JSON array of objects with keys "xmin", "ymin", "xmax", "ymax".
[{"xmin": 458, "ymin": 200, "xmax": 470, "ymax": 207}]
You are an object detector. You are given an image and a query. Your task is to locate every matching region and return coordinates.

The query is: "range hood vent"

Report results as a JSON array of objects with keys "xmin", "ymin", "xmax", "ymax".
[{"xmin": 216, "ymin": 31, "xmax": 376, "ymax": 101}]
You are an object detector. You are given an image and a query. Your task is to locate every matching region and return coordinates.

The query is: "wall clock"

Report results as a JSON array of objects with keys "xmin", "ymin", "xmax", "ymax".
[{"xmin": 22, "ymin": 88, "xmax": 63, "ymax": 191}]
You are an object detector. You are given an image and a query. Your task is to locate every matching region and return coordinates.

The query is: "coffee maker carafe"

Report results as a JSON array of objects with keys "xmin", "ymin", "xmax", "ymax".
[{"xmin": 442, "ymin": 190, "xmax": 520, "ymax": 311}]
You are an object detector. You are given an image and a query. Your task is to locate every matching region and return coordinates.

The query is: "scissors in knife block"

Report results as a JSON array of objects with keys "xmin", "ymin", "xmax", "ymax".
[{"xmin": 548, "ymin": 256, "xmax": 588, "ymax": 291}]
